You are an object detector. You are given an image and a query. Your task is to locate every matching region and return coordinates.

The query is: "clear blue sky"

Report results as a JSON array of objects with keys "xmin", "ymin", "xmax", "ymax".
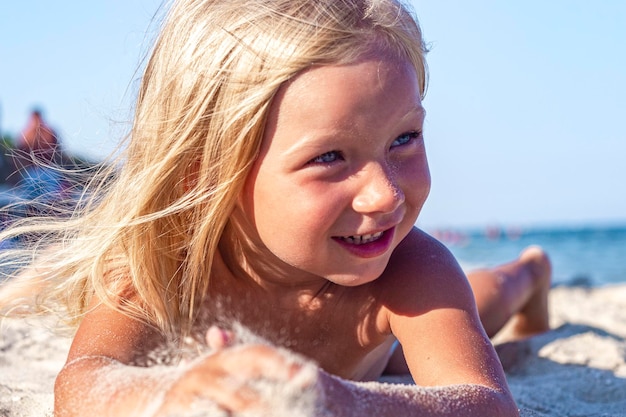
[{"xmin": 1, "ymin": 1, "xmax": 625, "ymax": 229}]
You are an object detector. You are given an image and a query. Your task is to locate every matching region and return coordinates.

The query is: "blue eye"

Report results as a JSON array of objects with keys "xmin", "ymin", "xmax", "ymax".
[
  {"xmin": 309, "ymin": 150, "xmax": 343, "ymax": 164},
  {"xmin": 391, "ymin": 131, "xmax": 422, "ymax": 148}
]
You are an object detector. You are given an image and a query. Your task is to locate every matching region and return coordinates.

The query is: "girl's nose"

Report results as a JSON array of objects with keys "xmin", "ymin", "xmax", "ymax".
[{"xmin": 352, "ymin": 163, "xmax": 405, "ymax": 215}]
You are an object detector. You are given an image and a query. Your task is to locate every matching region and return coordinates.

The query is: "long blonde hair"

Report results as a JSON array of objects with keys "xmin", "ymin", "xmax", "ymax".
[{"xmin": 0, "ymin": 0, "xmax": 428, "ymax": 340}]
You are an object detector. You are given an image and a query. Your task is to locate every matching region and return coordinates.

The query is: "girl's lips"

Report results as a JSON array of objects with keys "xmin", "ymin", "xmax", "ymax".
[{"xmin": 332, "ymin": 228, "xmax": 395, "ymax": 258}]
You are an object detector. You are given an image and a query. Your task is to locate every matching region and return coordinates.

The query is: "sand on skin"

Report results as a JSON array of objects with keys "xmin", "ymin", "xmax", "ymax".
[{"xmin": 1, "ymin": 284, "xmax": 626, "ymax": 417}]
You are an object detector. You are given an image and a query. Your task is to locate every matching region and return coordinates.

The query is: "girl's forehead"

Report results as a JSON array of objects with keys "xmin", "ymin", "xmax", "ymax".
[
  {"xmin": 281, "ymin": 53, "xmax": 416, "ymax": 99},
  {"xmin": 260, "ymin": 53, "xmax": 422, "ymax": 150}
]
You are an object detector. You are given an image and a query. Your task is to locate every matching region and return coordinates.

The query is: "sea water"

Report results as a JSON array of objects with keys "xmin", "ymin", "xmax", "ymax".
[
  {"xmin": 429, "ymin": 223, "xmax": 626, "ymax": 287},
  {"xmin": 1, "ymin": 220, "xmax": 624, "ymax": 288}
]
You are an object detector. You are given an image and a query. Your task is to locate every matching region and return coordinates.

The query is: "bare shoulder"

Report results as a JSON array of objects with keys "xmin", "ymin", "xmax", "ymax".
[
  {"xmin": 375, "ymin": 227, "xmax": 473, "ymax": 313},
  {"xmin": 373, "ymin": 228, "xmax": 506, "ymax": 389},
  {"xmin": 391, "ymin": 227, "xmax": 459, "ymax": 269}
]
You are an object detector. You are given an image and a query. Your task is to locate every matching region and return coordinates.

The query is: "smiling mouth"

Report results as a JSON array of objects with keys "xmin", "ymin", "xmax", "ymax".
[{"xmin": 337, "ymin": 231, "xmax": 384, "ymax": 245}]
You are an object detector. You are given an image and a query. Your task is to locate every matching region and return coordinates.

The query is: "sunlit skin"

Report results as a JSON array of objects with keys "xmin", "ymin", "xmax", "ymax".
[
  {"xmin": 239, "ymin": 52, "xmax": 431, "ymax": 288},
  {"xmin": 213, "ymin": 52, "xmax": 435, "ymax": 379},
  {"xmin": 54, "ymin": 50, "xmax": 522, "ymax": 416}
]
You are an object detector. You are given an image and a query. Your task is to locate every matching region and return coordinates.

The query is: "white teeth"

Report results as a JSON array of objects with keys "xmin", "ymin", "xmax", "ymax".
[{"xmin": 341, "ymin": 231, "xmax": 384, "ymax": 245}]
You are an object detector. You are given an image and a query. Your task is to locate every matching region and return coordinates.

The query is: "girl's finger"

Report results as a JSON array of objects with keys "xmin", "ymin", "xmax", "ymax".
[
  {"xmin": 217, "ymin": 344, "xmax": 306, "ymax": 382},
  {"xmin": 161, "ymin": 345, "xmax": 318, "ymax": 415},
  {"xmin": 206, "ymin": 325, "xmax": 234, "ymax": 350}
]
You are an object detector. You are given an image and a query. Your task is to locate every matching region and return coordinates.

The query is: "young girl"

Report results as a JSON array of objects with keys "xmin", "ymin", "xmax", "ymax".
[{"xmin": 0, "ymin": 0, "xmax": 551, "ymax": 415}]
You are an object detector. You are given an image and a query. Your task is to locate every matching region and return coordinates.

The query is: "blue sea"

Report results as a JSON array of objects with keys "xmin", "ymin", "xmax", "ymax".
[{"xmin": 429, "ymin": 224, "xmax": 626, "ymax": 287}]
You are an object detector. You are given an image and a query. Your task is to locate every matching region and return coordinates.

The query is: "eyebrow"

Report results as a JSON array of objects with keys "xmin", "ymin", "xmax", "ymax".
[
  {"xmin": 410, "ymin": 104, "xmax": 427, "ymax": 119},
  {"xmin": 398, "ymin": 104, "xmax": 426, "ymax": 126},
  {"xmin": 281, "ymin": 133, "xmax": 339, "ymax": 161},
  {"xmin": 278, "ymin": 102, "xmax": 427, "ymax": 156}
]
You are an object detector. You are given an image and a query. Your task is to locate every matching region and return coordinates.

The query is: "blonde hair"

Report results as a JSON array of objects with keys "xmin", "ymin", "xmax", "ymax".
[{"xmin": 0, "ymin": 0, "xmax": 428, "ymax": 340}]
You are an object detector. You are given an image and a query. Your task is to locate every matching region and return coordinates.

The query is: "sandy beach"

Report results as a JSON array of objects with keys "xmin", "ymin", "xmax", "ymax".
[{"xmin": 2, "ymin": 284, "xmax": 625, "ymax": 416}]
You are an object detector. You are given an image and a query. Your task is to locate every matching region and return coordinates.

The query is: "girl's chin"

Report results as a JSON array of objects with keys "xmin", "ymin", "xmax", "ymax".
[{"xmin": 324, "ymin": 265, "xmax": 388, "ymax": 287}]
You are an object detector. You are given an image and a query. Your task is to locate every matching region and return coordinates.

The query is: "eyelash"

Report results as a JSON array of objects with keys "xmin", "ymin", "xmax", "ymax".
[
  {"xmin": 392, "ymin": 130, "xmax": 422, "ymax": 147},
  {"xmin": 307, "ymin": 130, "xmax": 422, "ymax": 165},
  {"xmin": 309, "ymin": 151, "xmax": 344, "ymax": 164}
]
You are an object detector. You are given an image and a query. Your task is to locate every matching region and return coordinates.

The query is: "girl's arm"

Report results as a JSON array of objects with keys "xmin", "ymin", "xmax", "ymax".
[
  {"xmin": 54, "ymin": 301, "xmax": 169, "ymax": 416},
  {"xmin": 337, "ymin": 228, "xmax": 518, "ymax": 416},
  {"xmin": 55, "ymin": 228, "xmax": 518, "ymax": 416},
  {"xmin": 54, "ymin": 301, "xmax": 313, "ymax": 417},
  {"xmin": 317, "ymin": 371, "xmax": 517, "ymax": 417},
  {"xmin": 56, "ymin": 299, "xmax": 516, "ymax": 417}
]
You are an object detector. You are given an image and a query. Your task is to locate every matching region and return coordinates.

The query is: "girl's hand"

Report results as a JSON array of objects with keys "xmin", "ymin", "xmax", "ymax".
[
  {"xmin": 154, "ymin": 327, "xmax": 320, "ymax": 416},
  {"xmin": 205, "ymin": 325, "xmax": 235, "ymax": 350}
]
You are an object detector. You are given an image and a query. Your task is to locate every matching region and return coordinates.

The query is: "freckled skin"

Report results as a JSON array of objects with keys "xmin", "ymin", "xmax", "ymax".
[
  {"xmin": 54, "ymin": 52, "xmax": 521, "ymax": 416},
  {"xmin": 239, "ymin": 54, "xmax": 430, "ymax": 288}
]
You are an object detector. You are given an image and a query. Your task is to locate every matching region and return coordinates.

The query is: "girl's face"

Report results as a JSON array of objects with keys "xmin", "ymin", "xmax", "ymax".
[{"xmin": 240, "ymin": 52, "xmax": 430, "ymax": 287}]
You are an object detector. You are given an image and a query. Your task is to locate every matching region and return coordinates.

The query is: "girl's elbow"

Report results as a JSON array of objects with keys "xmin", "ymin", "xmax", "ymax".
[
  {"xmin": 54, "ymin": 356, "xmax": 116, "ymax": 416},
  {"xmin": 463, "ymin": 384, "xmax": 519, "ymax": 417},
  {"xmin": 490, "ymin": 388, "xmax": 520, "ymax": 417},
  {"xmin": 54, "ymin": 364, "xmax": 79, "ymax": 417}
]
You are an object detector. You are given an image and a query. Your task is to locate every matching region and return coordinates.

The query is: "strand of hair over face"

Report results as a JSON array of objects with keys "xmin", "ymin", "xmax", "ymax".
[{"xmin": 0, "ymin": 0, "xmax": 429, "ymax": 342}]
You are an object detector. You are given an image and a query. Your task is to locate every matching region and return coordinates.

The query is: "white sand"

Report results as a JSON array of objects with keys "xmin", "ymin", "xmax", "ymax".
[
  {"xmin": 506, "ymin": 284, "xmax": 626, "ymax": 416},
  {"xmin": 1, "ymin": 284, "xmax": 625, "ymax": 416}
]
